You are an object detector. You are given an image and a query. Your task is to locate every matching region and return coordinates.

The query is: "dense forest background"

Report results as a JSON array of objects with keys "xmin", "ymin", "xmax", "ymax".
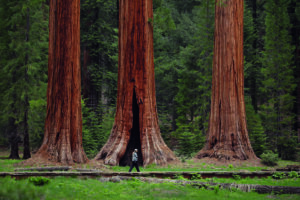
[{"xmin": 0, "ymin": 0, "xmax": 299, "ymax": 161}]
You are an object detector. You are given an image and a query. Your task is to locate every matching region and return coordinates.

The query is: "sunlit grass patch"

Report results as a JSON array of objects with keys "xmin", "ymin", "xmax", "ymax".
[
  {"xmin": 0, "ymin": 159, "xmax": 22, "ymax": 172},
  {"xmin": 1, "ymin": 177, "xmax": 299, "ymax": 200},
  {"xmin": 110, "ymin": 158, "xmax": 300, "ymax": 173}
]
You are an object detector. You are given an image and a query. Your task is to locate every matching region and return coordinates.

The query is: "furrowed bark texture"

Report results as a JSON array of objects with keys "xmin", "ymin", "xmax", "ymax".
[
  {"xmin": 196, "ymin": 0, "xmax": 257, "ymax": 161},
  {"xmin": 33, "ymin": 0, "xmax": 87, "ymax": 164},
  {"xmin": 94, "ymin": 0, "xmax": 176, "ymax": 166}
]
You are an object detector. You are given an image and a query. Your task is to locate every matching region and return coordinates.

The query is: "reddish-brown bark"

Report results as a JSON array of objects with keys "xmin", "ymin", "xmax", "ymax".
[
  {"xmin": 195, "ymin": 0, "xmax": 258, "ymax": 161},
  {"xmin": 94, "ymin": 0, "xmax": 177, "ymax": 166},
  {"xmin": 29, "ymin": 0, "xmax": 87, "ymax": 164}
]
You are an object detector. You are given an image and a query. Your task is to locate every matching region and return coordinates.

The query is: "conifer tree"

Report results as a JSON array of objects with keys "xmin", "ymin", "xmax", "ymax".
[
  {"xmin": 0, "ymin": 0, "xmax": 48, "ymax": 159},
  {"xmin": 27, "ymin": 0, "xmax": 88, "ymax": 164},
  {"xmin": 94, "ymin": 0, "xmax": 177, "ymax": 166},
  {"xmin": 174, "ymin": 0, "xmax": 214, "ymax": 157},
  {"xmin": 80, "ymin": 0, "xmax": 118, "ymax": 157},
  {"xmin": 196, "ymin": 0, "xmax": 258, "ymax": 161},
  {"xmin": 260, "ymin": 0, "xmax": 296, "ymax": 159}
]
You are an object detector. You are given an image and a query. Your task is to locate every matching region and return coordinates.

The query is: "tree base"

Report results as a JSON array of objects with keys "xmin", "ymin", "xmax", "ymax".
[
  {"xmin": 94, "ymin": 146, "xmax": 178, "ymax": 167},
  {"xmin": 18, "ymin": 156, "xmax": 108, "ymax": 170},
  {"xmin": 19, "ymin": 154, "xmax": 88, "ymax": 167},
  {"xmin": 21, "ymin": 145, "xmax": 88, "ymax": 166},
  {"xmin": 195, "ymin": 148, "xmax": 259, "ymax": 162}
]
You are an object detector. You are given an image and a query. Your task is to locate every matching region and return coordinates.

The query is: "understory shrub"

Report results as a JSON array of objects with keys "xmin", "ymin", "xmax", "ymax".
[
  {"xmin": 261, "ymin": 151, "xmax": 279, "ymax": 166},
  {"xmin": 0, "ymin": 177, "xmax": 41, "ymax": 200},
  {"xmin": 288, "ymin": 171, "xmax": 299, "ymax": 179},
  {"xmin": 191, "ymin": 173, "xmax": 202, "ymax": 180},
  {"xmin": 233, "ymin": 174, "xmax": 241, "ymax": 180},
  {"xmin": 28, "ymin": 177, "xmax": 50, "ymax": 186},
  {"xmin": 272, "ymin": 172, "xmax": 285, "ymax": 179}
]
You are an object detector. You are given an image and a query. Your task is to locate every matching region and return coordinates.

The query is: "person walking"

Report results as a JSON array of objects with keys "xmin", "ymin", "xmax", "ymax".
[{"xmin": 129, "ymin": 149, "xmax": 140, "ymax": 172}]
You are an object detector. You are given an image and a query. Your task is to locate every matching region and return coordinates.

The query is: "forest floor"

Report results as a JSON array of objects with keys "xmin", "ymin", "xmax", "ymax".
[
  {"xmin": 0, "ymin": 148, "xmax": 299, "ymax": 172},
  {"xmin": 0, "ymin": 149, "xmax": 300, "ymax": 199}
]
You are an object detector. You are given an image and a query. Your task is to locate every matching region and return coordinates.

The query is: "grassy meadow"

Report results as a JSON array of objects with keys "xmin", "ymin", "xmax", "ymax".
[{"xmin": 0, "ymin": 150, "xmax": 299, "ymax": 200}]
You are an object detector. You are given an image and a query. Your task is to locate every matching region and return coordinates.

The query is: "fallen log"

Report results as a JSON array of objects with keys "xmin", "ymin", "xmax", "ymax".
[
  {"xmin": 74, "ymin": 169, "xmax": 103, "ymax": 172},
  {"xmin": 14, "ymin": 166, "xmax": 72, "ymax": 172},
  {"xmin": 2, "ymin": 171, "xmax": 299, "ymax": 179},
  {"xmin": 98, "ymin": 176, "xmax": 300, "ymax": 194},
  {"xmin": 276, "ymin": 165, "xmax": 300, "ymax": 172}
]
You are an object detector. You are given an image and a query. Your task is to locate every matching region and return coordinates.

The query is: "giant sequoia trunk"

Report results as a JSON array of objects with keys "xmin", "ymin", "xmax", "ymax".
[
  {"xmin": 30, "ymin": 0, "xmax": 87, "ymax": 164},
  {"xmin": 195, "ymin": 0, "xmax": 257, "ymax": 161},
  {"xmin": 94, "ymin": 0, "xmax": 176, "ymax": 166}
]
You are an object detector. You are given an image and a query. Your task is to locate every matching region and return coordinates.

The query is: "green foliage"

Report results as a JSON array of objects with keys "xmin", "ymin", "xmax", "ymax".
[
  {"xmin": 191, "ymin": 173, "xmax": 202, "ymax": 180},
  {"xmin": 153, "ymin": 0, "xmax": 180, "ymax": 147},
  {"xmin": 28, "ymin": 176, "xmax": 50, "ymax": 186},
  {"xmin": 80, "ymin": 0, "xmax": 118, "ymax": 107},
  {"xmin": 0, "ymin": 0, "xmax": 48, "ymax": 153},
  {"xmin": 213, "ymin": 185, "xmax": 220, "ymax": 194},
  {"xmin": 175, "ymin": 125, "xmax": 205, "ymax": 157},
  {"xmin": 173, "ymin": 174, "xmax": 186, "ymax": 180},
  {"xmin": 80, "ymin": 0, "xmax": 118, "ymax": 157},
  {"xmin": 0, "ymin": 177, "xmax": 41, "ymax": 200},
  {"xmin": 82, "ymin": 99, "xmax": 114, "ymax": 158},
  {"xmin": 288, "ymin": 171, "xmax": 299, "ymax": 179},
  {"xmin": 259, "ymin": 0, "xmax": 296, "ymax": 159},
  {"xmin": 245, "ymin": 96, "xmax": 266, "ymax": 157},
  {"xmin": 199, "ymin": 176, "xmax": 300, "ymax": 188},
  {"xmin": 157, "ymin": 0, "xmax": 214, "ymax": 157},
  {"xmin": 230, "ymin": 187, "xmax": 240, "ymax": 192},
  {"xmin": 233, "ymin": 175, "xmax": 241, "ymax": 181},
  {"xmin": 144, "ymin": 163, "xmax": 158, "ymax": 169},
  {"xmin": 228, "ymin": 164, "xmax": 233, "ymax": 169},
  {"xmin": 277, "ymin": 136, "xmax": 298, "ymax": 160},
  {"xmin": 243, "ymin": 0, "xmax": 263, "ymax": 113},
  {"xmin": 1, "ymin": 176, "xmax": 295, "ymax": 200},
  {"xmin": 28, "ymin": 98, "xmax": 46, "ymax": 149},
  {"xmin": 82, "ymin": 100, "xmax": 100, "ymax": 158},
  {"xmin": 261, "ymin": 151, "xmax": 279, "ymax": 166},
  {"xmin": 0, "ymin": 159, "xmax": 23, "ymax": 172},
  {"xmin": 272, "ymin": 172, "xmax": 286, "ymax": 180}
]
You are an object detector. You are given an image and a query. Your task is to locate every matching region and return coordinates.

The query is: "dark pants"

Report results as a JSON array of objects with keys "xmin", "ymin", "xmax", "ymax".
[{"xmin": 129, "ymin": 161, "xmax": 140, "ymax": 172}]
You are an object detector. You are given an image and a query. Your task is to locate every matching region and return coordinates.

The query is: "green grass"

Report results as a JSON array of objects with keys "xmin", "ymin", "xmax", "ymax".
[
  {"xmin": 0, "ymin": 176, "xmax": 299, "ymax": 200},
  {"xmin": 0, "ymin": 152, "xmax": 299, "ymax": 173},
  {"xmin": 0, "ymin": 157, "xmax": 299, "ymax": 199},
  {"xmin": 1, "ymin": 158, "xmax": 298, "ymax": 187},
  {"xmin": 109, "ymin": 159, "xmax": 300, "ymax": 172},
  {"xmin": 110, "ymin": 165, "xmax": 268, "ymax": 172},
  {"xmin": 0, "ymin": 159, "xmax": 22, "ymax": 172},
  {"xmin": 190, "ymin": 176, "xmax": 300, "ymax": 187}
]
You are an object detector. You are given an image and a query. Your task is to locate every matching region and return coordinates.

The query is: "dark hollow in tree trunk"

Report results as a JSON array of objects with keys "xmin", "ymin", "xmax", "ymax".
[
  {"xmin": 195, "ymin": 0, "xmax": 258, "ymax": 161},
  {"xmin": 119, "ymin": 90, "xmax": 143, "ymax": 166},
  {"xmin": 25, "ymin": 0, "xmax": 87, "ymax": 165},
  {"xmin": 94, "ymin": 0, "xmax": 177, "ymax": 166}
]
